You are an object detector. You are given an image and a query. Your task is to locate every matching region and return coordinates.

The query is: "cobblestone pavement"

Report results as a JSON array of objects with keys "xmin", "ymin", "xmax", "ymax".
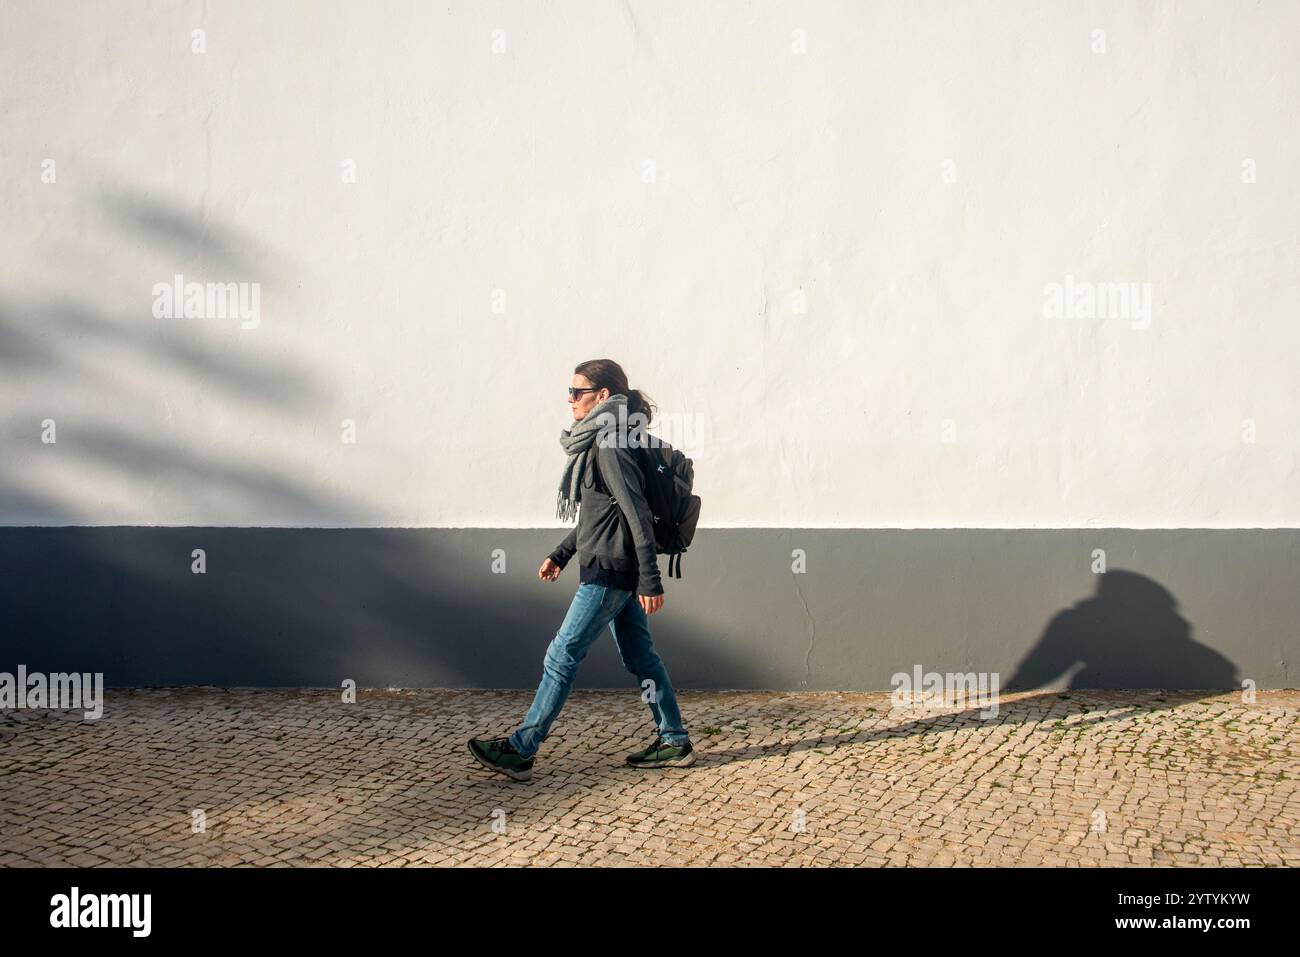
[{"xmin": 0, "ymin": 688, "xmax": 1296, "ymax": 867}]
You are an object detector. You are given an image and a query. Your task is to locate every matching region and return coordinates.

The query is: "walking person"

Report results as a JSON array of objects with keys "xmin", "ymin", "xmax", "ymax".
[{"xmin": 468, "ymin": 359, "xmax": 694, "ymax": 781}]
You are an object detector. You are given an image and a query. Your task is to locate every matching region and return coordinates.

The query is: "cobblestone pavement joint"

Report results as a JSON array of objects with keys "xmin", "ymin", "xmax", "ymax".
[{"xmin": 1, "ymin": 688, "xmax": 1296, "ymax": 867}]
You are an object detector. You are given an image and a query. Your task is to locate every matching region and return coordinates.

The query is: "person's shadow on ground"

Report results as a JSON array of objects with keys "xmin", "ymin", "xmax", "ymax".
[{"xmin": 691, "ymin": 569, "xmax": 1242, "ymax": 770}]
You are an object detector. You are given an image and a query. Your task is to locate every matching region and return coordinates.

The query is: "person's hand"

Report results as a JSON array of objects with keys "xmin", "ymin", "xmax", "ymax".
[
  {"xmin": 539, "ymin": 558, "xmax": 562, "ymax": 582},
  {"xmin": 639, "ymin": 593, "xmax": 665, "ymax": 615}
]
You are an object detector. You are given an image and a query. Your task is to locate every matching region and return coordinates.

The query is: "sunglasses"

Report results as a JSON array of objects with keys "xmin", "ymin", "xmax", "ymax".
[{"xmin": 567, "ymin": 387, "xmax": 601, "ymax": 400}]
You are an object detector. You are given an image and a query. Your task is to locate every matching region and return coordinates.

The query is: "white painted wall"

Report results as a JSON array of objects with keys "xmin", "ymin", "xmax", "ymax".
[{"xmin": 2, "ymin": 0, "xmax": 1297, "ymax": 527}]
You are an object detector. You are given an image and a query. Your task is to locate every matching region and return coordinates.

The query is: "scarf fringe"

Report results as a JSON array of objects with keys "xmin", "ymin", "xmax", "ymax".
[{"xmin": 556, "ymin": 488, "xmax": 581, "ymax": 523}]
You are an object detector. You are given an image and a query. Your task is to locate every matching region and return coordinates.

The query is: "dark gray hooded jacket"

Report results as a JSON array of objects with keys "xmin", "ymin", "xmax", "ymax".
[{"xmin": 548, "ymin": 438, "xmax": 663, "ymax": 597}]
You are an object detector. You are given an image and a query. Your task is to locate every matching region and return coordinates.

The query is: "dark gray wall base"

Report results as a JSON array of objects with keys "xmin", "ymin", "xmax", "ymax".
[{"xmin": 0, "ymin": 528, "xmax": 1294, "ymax": 690}]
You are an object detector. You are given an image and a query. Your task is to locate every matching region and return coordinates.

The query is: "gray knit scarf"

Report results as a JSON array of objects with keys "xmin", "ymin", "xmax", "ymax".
[{"xmin": 556, "ymin": 393, "xmax": 627, "ymax": 521}]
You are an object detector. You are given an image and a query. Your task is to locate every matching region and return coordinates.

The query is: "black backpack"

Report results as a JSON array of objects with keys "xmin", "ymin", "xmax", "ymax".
[{"xmin": 615, "ymin": 436, "xmax": 701, "ymax": 579}]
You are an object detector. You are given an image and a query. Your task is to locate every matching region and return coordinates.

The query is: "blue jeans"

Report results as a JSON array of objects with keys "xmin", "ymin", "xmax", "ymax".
[{"xmin": 509, "ymin": 583, "xmax": 689, "ymax": 759}]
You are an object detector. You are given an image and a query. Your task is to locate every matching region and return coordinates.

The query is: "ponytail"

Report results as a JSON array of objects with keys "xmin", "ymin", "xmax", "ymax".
[{"xmin": 627, "ymin": 388, "xmax": 655, "ymax": 428}]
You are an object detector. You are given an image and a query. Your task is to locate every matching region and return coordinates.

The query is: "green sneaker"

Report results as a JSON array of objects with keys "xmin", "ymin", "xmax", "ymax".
[
  {"xmin": 626, "ymin": 732, "xmax": 696, "ymax": 769},
  {"xmin": 468, "ymin": 736, "xmax": 534, "ymax": 781}
]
